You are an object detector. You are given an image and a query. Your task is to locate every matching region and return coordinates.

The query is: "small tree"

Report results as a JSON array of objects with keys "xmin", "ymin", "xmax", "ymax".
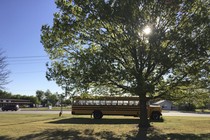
[
  {"xmin": 0, "ymin": 49, "xmax": 10, "ymax": 89},
  {"xmin": 36, "ymin": 90, "xmax": 45, "ymax": 106}
]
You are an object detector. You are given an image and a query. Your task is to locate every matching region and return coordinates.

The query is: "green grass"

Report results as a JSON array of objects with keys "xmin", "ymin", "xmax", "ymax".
[
  {"xmin": 195, "ymin": 109, "xmax": 210, "ymax": 113},
  {"xmin": 0, "ymin": 114, "xmax": 209, "ymax": 140}
]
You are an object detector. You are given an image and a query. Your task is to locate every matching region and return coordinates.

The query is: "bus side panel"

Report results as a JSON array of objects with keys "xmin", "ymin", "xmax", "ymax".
[{"xmin": 72, "ymin": 105, "xmax": 140, "ymax": 116}]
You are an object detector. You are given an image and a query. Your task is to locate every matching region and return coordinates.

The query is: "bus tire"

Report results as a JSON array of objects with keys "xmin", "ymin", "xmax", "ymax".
[
  {"xmin": 93, "ymin": 110, "xmax": 103, "ymax": 119},
  {"xmin": 150, "ymin": 112, "xmax": 160, "ymax": 120}
]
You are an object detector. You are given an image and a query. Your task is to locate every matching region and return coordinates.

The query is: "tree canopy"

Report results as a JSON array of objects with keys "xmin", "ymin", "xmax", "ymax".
[
  {"xmin": 41, "ymin": 0, "xmax": 210, "ymax": 129},
  {"xmin": 36, "ymin": 90, "xmax": 60, "ymax": 106},
  {"xmin": 0, "ymin": 90, "xmax": 39, "ymax": 105}
]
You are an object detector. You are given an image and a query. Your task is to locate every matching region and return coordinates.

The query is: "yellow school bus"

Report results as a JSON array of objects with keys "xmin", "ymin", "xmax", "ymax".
[{"xmin": 72, "ymin": 96, "xmax": 162, "ymax": 120}]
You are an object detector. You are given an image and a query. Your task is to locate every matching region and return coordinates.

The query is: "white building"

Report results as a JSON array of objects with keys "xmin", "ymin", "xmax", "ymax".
[{"xmin": 153, "ymin": 100, "xmax": 173, "ymax": 110}]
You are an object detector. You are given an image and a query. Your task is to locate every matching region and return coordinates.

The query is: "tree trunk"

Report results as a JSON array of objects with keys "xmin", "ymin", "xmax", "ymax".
[
  {"xmin": 135, "ymin": 95, "xmax": 150, "ymax": 140},
  {"xmin": 139, "ymin": 95, "xmax": 150, "ymax": 128},
  {"xmin": 136, "ymin": 127, "xmax": 148, "ymax": 140}
]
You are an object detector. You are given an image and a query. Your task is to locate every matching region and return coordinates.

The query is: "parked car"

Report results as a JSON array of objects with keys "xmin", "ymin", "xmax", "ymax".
[{"xmin": 1, "ymin": 105, "xmax": 19, "ymax": 111}]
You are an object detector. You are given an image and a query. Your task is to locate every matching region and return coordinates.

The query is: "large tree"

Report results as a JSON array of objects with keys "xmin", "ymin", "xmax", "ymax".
[
  {"xmin": 0, "ymin": 49, "xmax": 10, "ymax": 89},
  {"xmin": 41, "ymin": 0, "xmax": 209, "ymax": 130}
]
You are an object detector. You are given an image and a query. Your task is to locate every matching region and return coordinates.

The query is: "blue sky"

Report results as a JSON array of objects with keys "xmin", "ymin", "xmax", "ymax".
[{"xmin": 0, "ymin": 0, "xmax": 63, "ymax": 96}]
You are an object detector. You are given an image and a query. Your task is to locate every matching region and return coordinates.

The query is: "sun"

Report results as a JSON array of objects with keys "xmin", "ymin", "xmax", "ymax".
[{"xmin": 143, "ymin": 26, "xmax": 152, "ymax": 35}]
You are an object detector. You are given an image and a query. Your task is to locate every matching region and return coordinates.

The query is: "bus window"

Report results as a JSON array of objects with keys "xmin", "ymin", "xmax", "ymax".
[
  {"xmin": 86, "ymin": 100, "xmax": 93, "ymax": 105},
  {"xmin": 74, "ymin": 100, "xmax": 81, "ymax": 105},
  {"xmin": 93, "ymin": 100, "xmax": 100, "ymax": 105},
  {"xmin": 129, "ymin": 101, "xmax": 135, "ymax": 106},
  {"xmin": 106, "ymin": 101, "xmax": 111, "ymax": 105},
  {"xmin": 100, "ymin": 100, "xmax": 106, "ymax": 105},
  {"xmin": 80, "ymin": 100, "xmax": 86, "ymax": 105},
  {"xmin": 73, "ymin": 100, "xmax": 79, "ymax": 105},
  {"xmin": 118, "ymin": 101, "xmax": 123, "ymax": 105},
  {"xmin": 123, "ymin": 101, "xmax": 128, "ymax": 105},
  {"xmin": 135, "ymin": 101, "xmax": 139, "ymax": 106},
  {"xmin": 112, "ymin": 101, "xmax": 117, "ymax": 105}
]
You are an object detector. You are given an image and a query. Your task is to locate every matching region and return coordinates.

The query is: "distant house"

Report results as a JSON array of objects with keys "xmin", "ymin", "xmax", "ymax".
[
  {"xmin": 55, "ymin": 101, "xmax": 61, "ymax": 107},
  {"xmin": 153, "ymin": 100, "xmax": 175, "ymax": 110}
]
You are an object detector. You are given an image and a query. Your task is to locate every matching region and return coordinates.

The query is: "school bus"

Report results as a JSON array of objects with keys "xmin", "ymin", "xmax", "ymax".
[{"xmin": 71, "ymin": 96, "xmax": 162, "ymax": 120}]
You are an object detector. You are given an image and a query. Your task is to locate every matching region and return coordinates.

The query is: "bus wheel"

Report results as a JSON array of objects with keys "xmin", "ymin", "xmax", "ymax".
[
  {"xmin": 93, "ymin": 110, "xmax": 103, "ymax": 119},
  {"xmin": 151, "ymin": 112, "xmax": 160, "ymax": 120}
]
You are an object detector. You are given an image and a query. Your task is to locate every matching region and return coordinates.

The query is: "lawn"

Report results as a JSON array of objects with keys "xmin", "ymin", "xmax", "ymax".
[{"xmin": 0, "ymin": 114, "xmax": 209, "ymax": 140}]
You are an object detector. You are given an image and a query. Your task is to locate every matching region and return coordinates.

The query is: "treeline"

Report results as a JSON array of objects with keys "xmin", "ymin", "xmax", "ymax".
[
  {"xmin": 0, "ymin": 90, "xmax": 71, "ymax": 107},
  {"xmin": 35, "ymin": 90, "xmax": 71, "ymax": 107},
  {"xmin": 0, "ymin": 90, "xmax": 39, "ymax": 105}
]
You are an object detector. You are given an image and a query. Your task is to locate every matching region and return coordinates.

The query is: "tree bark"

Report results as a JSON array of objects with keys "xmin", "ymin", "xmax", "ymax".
[
  {"xmin": 139, "ymin": 95, "xmax": 150, "ymax": 128},
  {"xmin": 135, "ymin": 94, "xmax": 150, "ymax": 140},
  {"xmin": 136, "ymin": 127, "xmax": 148, "ymax": 140}
]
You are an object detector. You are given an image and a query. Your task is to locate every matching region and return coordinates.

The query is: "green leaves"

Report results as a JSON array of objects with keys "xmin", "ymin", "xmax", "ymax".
[
  {"xmin": 41, "ymin": 0, "xmax": 209, "ymax": 99},
  {"xmin": 40, "ymin": 1, "xmax": 210, "ymax": 130}
]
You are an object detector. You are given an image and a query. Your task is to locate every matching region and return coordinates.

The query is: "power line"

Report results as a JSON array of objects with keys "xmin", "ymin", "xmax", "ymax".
[
  {"xmin": 11, "ymin": 71, "xmax": 46, "ymax": 74},
  {"xmin": 6, "ymin": 55, "xmax": 50, "ymax": 73},
  {"xmin": 7, "ymin": 55, "xmax": 48, "ymax": 59},
  {"xmin": 6, "ymin": 55, "xmax": 49, "ymax": 65},
  {"xmin": 8, "ymin": 59, "xmax": 48, "ymax": 62},
  {"xmin": 8, "ymin": 62, "xmax": 47, "ymax": 65}
]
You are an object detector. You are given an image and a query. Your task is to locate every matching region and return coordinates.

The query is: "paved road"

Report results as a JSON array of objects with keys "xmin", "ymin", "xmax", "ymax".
[
  {"xmin": 0, "ymin": 110, "xmax": 209, "ymax": 117},
  {"xmin": 162, "ymin": 111, "xmax": 210, "ymax": 117}
]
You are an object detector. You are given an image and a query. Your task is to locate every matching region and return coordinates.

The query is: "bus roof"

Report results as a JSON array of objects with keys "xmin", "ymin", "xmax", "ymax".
[{"xmin": 73, "ymin": 96, "xmax": 139, "ymax": 101}]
